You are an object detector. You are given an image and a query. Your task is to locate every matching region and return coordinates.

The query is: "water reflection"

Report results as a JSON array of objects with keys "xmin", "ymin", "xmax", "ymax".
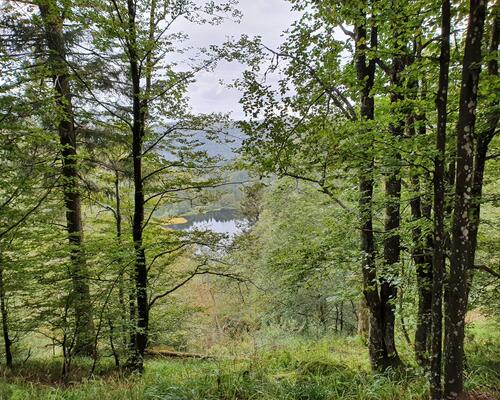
[{"xmin": 168, "ymin": 208, "xmax": 248, "ymax": 238}]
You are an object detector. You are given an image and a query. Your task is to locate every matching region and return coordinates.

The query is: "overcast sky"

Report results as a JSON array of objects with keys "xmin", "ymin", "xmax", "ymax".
[{"xmin": 173, "ymin": 0, "xmax": 299, "ymax": 120}]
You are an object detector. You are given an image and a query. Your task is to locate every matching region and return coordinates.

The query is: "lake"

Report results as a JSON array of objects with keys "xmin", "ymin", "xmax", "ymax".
[{"xmin": 167, "ymin": 208, "xmax": 248, "ymax": 238}]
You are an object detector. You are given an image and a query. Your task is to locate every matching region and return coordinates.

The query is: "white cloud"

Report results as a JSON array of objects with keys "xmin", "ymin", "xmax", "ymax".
[{"xmin": 172, "ymin": 0, "xmax": 299, "ymax": 120}]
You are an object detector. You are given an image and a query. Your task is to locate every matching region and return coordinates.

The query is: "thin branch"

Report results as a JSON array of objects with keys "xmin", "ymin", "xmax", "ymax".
[
  {"xmin": 149, "ymin": 262, "xmax": 245, "ymax": 308},
  {"xmin": 470, "ymin": 264, "xmax": 500, "ymax": 279},
  {"xmin": 64, "ymin": 60, "xmax": 132, "ymax": 128},
  {"xmin": 338, "ymin": 24, "xmax": 355, "ymax": 38},
  {"xmin": 375, "ymin": 58, "xmax": 392, "ymax": 76},
  {"xmin": 143, "ymin": 180, "xmax": 251, "ymax": 204},
  {"xmin": 282, "ymin": 171, "xmax": 350, "ymax": 211},
  {"xmin": 261, "ymin": 44, "xmax": 357, "ymax": 120},
  {"xmin": 0, "ymin": 179, "xmax": 57, "ymax": 239}
]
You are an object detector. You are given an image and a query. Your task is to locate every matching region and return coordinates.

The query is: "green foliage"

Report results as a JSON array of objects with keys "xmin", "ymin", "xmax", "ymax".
[
  {"xmin": 0, "ymin": 0, "xmax": 498, "ymax": 398},
  {"xmin": 222, "ymin": 178, "xmax": 360, "ymax": 334}
]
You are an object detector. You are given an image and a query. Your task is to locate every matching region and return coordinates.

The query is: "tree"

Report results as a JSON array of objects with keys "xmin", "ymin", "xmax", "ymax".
[
  {"xmin": 444, "ymin": 1, "xmax": 489, "ymax": 398},
  {"xmin": 232, "ymin": 0, "xmax": 408, "ymax": 371},
  {"xmin": 79, "ymin": 0, "xmax": 239, "ymax": 370},
  {"xmin": 225, "ymin": 179, "xmax": 360, "ymax": 335},
  {"xmin": 430, "ymin": 0, "xmax": 450, "ymax": 397},
  {"xmin": 352, "ymin": 2, "xmax": 404, "ymax": 371},
  {"xmin": 37, "ymin": 0, "xmax": 96, "ymax": 356}
]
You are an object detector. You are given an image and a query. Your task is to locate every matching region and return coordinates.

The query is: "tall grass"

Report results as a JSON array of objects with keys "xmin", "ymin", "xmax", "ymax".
[{"xmin": 0, "ymin": 320, "xmax": 497, "ymax": 400}]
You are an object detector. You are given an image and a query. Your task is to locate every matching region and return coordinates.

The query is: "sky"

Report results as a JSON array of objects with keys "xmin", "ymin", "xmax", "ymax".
[{"xmin": 173, "ymin": 0, "xmax": 300, "ymax": 120}]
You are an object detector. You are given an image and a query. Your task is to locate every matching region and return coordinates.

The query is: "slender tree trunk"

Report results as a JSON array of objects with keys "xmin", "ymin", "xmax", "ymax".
[
  {"xmin": 340, "ymin": 301, "xmax": 344, "ymax": 333},
  {"xmin": 430, "ymin": 1, "xmax": 451, "ymax": 398},
  {"xmin": 114, "ymin": 171, "xmax": 128, "ymax": 349},
  {"xmin": 411, "ymin": 173, "xmax": 433, "ymax": 368},
  {"xmin": 334, "ymin": 305, "xmax": 339, "ymax": 332},
  {"xmin": 468, "ymin": 9, "xmax": 499, "ymax": 285},
  {"xmin": 128, "ymin": 273, "xmax": 137, "ymax": 355},
  {"xmin": 114, "ymin": 171, "xmax": 122, "ymax": 241},
  {"xmin": 125, "ymin": 0, "xmax": 150, "ymax": 370},
  {"xmin": 354, "ymin": 9, "xmax": 399, "ymax": 371},
  {"xmin": 406, "ymin": 44, "xmax": 434, "ymax": 366},
  {"xmin": 108, "ymin": 319, "xmax": 120, "ymax": 368},
  {"xmin": 0, "ymin": 256, "xmax": 12, "ymax": 368},
  {"xmin": 355, "ymin": 16, "xmax": 380, "ymax": 369},
  {"xmin": 38, "ymin": 1, "xmax": 95, "ymax": 356},
  {"xmin": 422, "ymin": 177, "xmax": 434, "ymax": 361},
  {"xmin": 381, "ymin": 23, "xmax": 406, "ymax": 368},
  {"xmin": 111, "ymin": 170, "xmax": 137, "ymax": 354},
  {"xmin": 110, "ymin": 170, "xmax": 130, "ymax": 361},
  {"xmin": 445, "ymin": 2, "xmax": 488, "ymax": 399}
]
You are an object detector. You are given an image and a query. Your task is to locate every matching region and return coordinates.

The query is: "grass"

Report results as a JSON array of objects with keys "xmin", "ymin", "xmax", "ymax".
[
  {"xmin": 463, "ymin": 318, "xmax": 500, "ymax": 395},
  {"xmin": 0, "ymin": 321, "xmax": 497, "ymax": 400}
]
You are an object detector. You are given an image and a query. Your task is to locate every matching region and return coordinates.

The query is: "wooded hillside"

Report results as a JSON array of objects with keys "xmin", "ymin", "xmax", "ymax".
[{"xmin": 0, "ymin": 1, "xmax": 498, "ymax": 399}]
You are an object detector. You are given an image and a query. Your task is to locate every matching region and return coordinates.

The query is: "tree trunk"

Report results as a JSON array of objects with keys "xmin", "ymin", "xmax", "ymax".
[
  {"xmin": 114, "ymin": 171, "xmax": 128, "ymax": 349},
  {"xmin": 411, "ymin": 173, "xmax": 433, "ymax": 368},
  {"xmin": 406, "ymin": 44, "xmax": 434, "ymax": 367},
  {"xmin": 355, "ymin": 15, "xmax": 379, "ymax": 369},
  {"xmin": 429, "ymin": 1, "xmax": 451, "ymax": 398},
  {"xmin": 354, "ymin": 8, "xmax": 400, "ymax": 371},
  {"xmin": 381, "ymin": 25, "xmax": 406, "ymax": 368},
  {"xmin": 340, "ymin": 301, "xmax": 344, "ymax": 333},
  {"xmin": 0, "ymin": 257, "xmax": 12, "ymax": 368},
  {"xmin": 468, "ymin": 9, "xmax": 499, "ymax": 286},
  {"xmin": 445, "ymin": 1, "xmax": 488, "ymax": 399},
  {"xmin": 125, "ymin": 0, "xmax": 149, "ymax": 371},
  {"xmin": 38, "ymin": 0, "xmax": 95, "ymax": 356}
]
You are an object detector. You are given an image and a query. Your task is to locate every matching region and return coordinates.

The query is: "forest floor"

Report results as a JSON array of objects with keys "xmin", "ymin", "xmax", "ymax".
[{"xmin": 0, "ymin": 319, "xmax": 497, "ymax": 400}]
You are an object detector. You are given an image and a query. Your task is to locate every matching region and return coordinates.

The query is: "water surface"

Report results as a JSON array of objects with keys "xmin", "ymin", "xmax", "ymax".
[{"xmin": 168, "ymin": 208, "xmax": 248, "ymax": 238}]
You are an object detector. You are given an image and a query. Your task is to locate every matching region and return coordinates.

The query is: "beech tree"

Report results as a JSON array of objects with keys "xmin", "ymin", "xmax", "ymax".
[
  {"xmin": 443, "ymin": 1, "xmax": 489, "ymax": 398},
  {"xmin": 77, "ymin": 0, "xmax": 239, "ymax": 370},
  {"xmin": 232, "ymin": 0, "xmax": 407, "ymax": 371},
  {"xmin": 430, "ymin": 0, "xmax": 450, "ymax": 397}
]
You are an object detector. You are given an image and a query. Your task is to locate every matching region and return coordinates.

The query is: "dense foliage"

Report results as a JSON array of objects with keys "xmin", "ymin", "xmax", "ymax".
[{"xmin": 0, "ymin": 0, "xmax": 498, "ymax": 399}]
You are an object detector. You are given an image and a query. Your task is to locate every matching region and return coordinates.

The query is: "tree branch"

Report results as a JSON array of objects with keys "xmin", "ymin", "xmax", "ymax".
[{"xmin": 470, "ymin": 264, "xmax": 500, "ymax": 279}]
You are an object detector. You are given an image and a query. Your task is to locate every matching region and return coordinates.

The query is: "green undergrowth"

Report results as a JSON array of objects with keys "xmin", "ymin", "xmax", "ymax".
[{"xmin": 0, "ymin": 321, "xmax": 497, "ymax": 400}]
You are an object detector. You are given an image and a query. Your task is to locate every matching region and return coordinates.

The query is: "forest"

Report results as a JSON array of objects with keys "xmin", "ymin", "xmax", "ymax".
[{"xmin": 0, "ymin": 0, "xmax": 498, "ymax": 399}]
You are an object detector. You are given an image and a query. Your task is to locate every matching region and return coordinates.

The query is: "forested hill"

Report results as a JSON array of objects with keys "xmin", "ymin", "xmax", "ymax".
[
  {"xmin": 196, "ymin": 127, "xmax": 245, "ymax": 161},
  {"xmin": 154, "ymin": 125, "xmax": 248, "ymax": 216},
  {"xmin": 156, "ymin": 126, "xmax": 245, "ymax": 162}
]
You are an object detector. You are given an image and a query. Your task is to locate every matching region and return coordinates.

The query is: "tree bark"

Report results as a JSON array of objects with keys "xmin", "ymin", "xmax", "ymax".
[
  {"xmin": 340, "ymin": 301, "xmax": 344, "ymax": 332},
  {"xmin": 406, "ymin": 42, "xmax": 434, "ymax": 368},
  {"xmin": 125, "ymin": 0, "xmax": 150, "ymax": 371},
  {"xmin": 445, "ymin": 1, "xmax": 488, "ymax": 399},
  {"xmin": 354, "ymin": 7, "xmax": 400, "ymax": 371},
  {"xmin": 430, "ymin": 1, "xmax": 451, "ymax": 398},
  {"xmin": 355, "ymin": 15, "xmax": 379, "ymax": 370},
  {"xmin": 357, "ymin": 299, "xmax": 369, "ymax": 341},
  {"xmin": 0, "ymin": 256, "xmax": 12, "ymax": 368},
  {"xmin": 114, "ymin": 171, "xmax": 128, "ymax": 349},
  {"xmin": 410, "ymin": 173, "xmax": 433, "ymax": 369},
  {"xmin": 467, "ymin": 8, "xmax": 499, "ymax": 288},
  {"xmin": 38, "ymin": 0, "xmax": 95, "ymax": 356},
  {"xmin": 381, "ymin": 18, "xmax": 406, "ymax": 369}
]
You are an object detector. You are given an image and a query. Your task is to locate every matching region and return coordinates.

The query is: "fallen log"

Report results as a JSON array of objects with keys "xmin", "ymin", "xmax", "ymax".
[{"xmin": 145, "ymin": 349, "xmax": 216, "ymax": 360}]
